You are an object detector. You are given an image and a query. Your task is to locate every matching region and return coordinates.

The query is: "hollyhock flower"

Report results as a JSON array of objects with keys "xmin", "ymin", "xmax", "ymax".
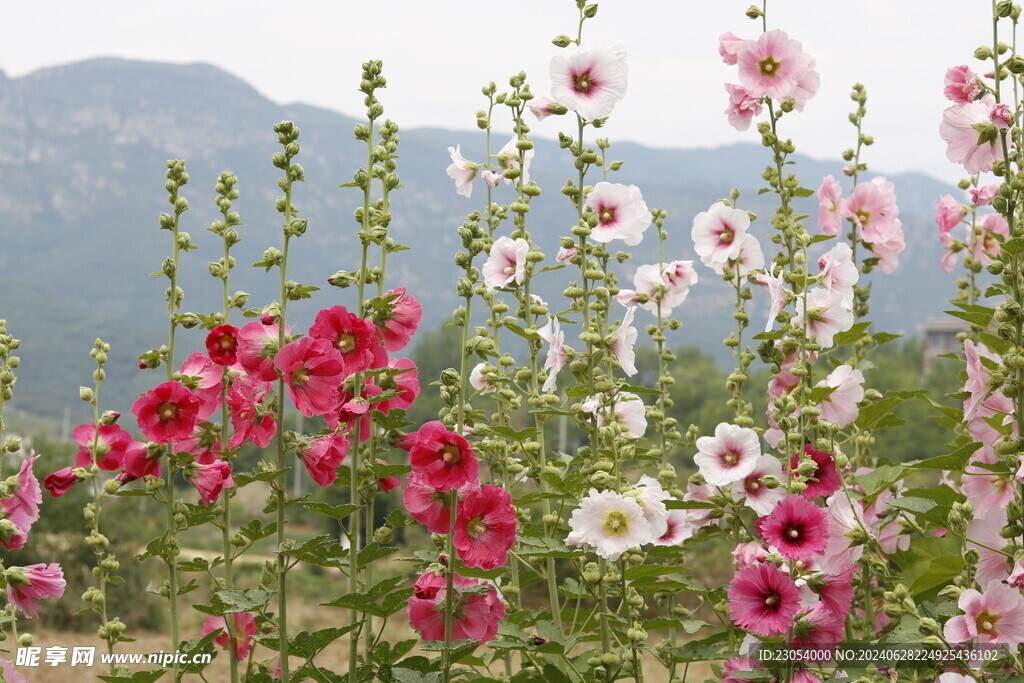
[
  {"xmin": 632, "ymin": 476, "xmax": 671, "ymax": 539},
  {"xmin": 0, "ymin": 659, "xmax": 27, "ymax": 683},
  {"xmin": 817, "ymin": 242, "xmax": 858, "ymax": 309},
  {"xmin": 724, "ymin": 83, "xmax": 764, "ymax": 131},
  {"xmin": 469, "ymin": 362, "xmax": 497, "ymax": 395},
  {"xmin": 593, "ymin": 392, "xmax": 648, "ymax": 439},
  {"xmin": 935, "ymin": 194, "xmax": 967, "ymax": 234},
  {"xmin": 817, "ymin": 175, "xmax": 846, "ymax": 236},
  {"xmin": 722, "ymin": 656, "xmax": 770, "ymax": 683},
  {"xmin": 227, "ymin": 375, "xmax": 276, "ymax": 449},
  {"xmin": 549, "ymin": 41, "xmax": 628, "ymax": 120},
  {"xmin": 482, "ymin": 170, "xmax": 501, "ymax": 188},
  {"xmin": 967, "ymin": 507, "xmax": 1011, "ymax": 586},
  {"xmin": 793, "ymin": 446, "xmax": 842, "ymax": 500},
  {"xmin": 732, "ymin": 542, "xmax": 769, "ymax": 568},
  {"xmin": 179, "ymin": 352, "xmax": 223, "ymax": 420},
  {"xmin": 756, "ymin": 495, "xmax": 828, "ymax": 561},
  {"xmin": 963, "ymin": 339, "xmax": 1003, "ymax": 422},
  {"xmin": 6, "ymin": 563, "xmax": 65, "ymax": 617},
  {"xmin": 990, "ymin": 103, "xmax": 1012, "ymax": 129},
  {"xmin": 0, "ymin": 453, "xmax": 41, "ymax": 550},
  {"xmin": 377, "ymin": 469, "xmax": 400, "ymax": 494},
  {"xmin": 814, "ymin": 565, "xmax": 856, "ymax": 619},
  {"xmin": 652, "ymin": 509, "xmax": 692, "ymax": 546},
  {"xmin": 944, "ymin": 65, "xmax": 982, "ymax": 103},
  {"xmin": 793, "ymin": 288, "xmax": 854, "ymax": 348},
  {"xmin": 72, "ymin": 423, "xmax": 137, "ymax": 471},
  {"xmin": 132, "ymin": 382, "xmax": 201, "ymax": 444},
  {"xmin": 867, "ymin": 228, "xmax": 906, "ymax": 274},
  {"xmin": 963, "ymin": 446, "xmax": 1014, "ymax": 511},
  {"xmin": 309, "ymin": 306, "xmax": 387, "ymax": 377},
  {"xmin": 186, "ymin": 459, "xmax": 234, "ymax": 506},
  {"xmin": 792, "ymin": 603, "xmax": 844, "ymax": 649},
  {"xmin": 399, "ymin": 421, "xmax": 479, "ymax": 491},
  {"xmin": 737, "ymin": 30, "xmax": 809, "ymax": 100},
  {"xmin": 609, "ymin": 306, "xmax": 638, "ymax": 376},
  {"xmin": 122, "ymin": 442, "xmax": 162, "ymax": 480},
  {"xmin": 274, "ymin": 337, "xmax": 345, "ymax": 417},
  {"xmin": 326, "ymin": 378, "xmax": 379, "ymax": 441},
  {"xmin": 734, "ymin": 454, "xmax": 786, "ymax": 516},
  {"xmin": 446, "ymin": 145, "xmax": 476, "ymax": 197},
  {"xmin": 1010, "ymin": 559, "xmax": 1024, "ymax": 589},
  {"xmin": 585, "ymin": 182, "xmax": 652, "ymax": 246},
  {"xmin": 528, "ymin": 96, "xmax": 560, "ymax": 120},
  {"xmin": 845, "ymin": 176, "xmax": 900, "ymax": 245},
  {"xmin": 945, "ymin": 580, "xmax": 1024, "ymax": 647},
  {"xmin": 566, "ymin": 489, "xmax": 652, "ymax": 561},
  {"xmin": 455, "ymin": 484, "xmax": 517, "ymax": 570},
  {"xmin": 538, "ymin": 317, "xmax": 567, "ymax": 394},
  {"xmin": 497, "ymin": 136, "xmax": 534, "ymax": 185},
  {"xmin": 619, "ymin": 261, "xmax": 699, "ymax": 317},
  {"xmin": 973, "ymin": 213, "xmax": 1010, "ymax": 265},
  {"xmin": 719, "ymin": 31, "xmax": 745, "ymax": 65},
  {"xmin": 43, "ymin": 467, "xmax": 81, "ymax": 499},
  {"xmin": 816, "ymin": 365, "xmax": 865, "ymax": 427},
  {"xmin": 372, "ymin": 288, "xmax": 422, "ymax": 352},
  {"xmin": 970, "ymin": 183, "xmax": 999, "ymax": 206},
  {"xmin": 692, "ymin": 202, "xmax": 750, "ymax": 270},
  {"xmin": 556, "ymin": 246, "xmax": 577, "ymax": 264},
  {"xmin": 694, "ymin": 422, "xmax": 761, "ymax": 486},
  {"xmin": 788, "ymin": 54, "xmax": 820, "ymax": 111},
  {"xmin": 728, "ymin": 562, "xmax": 802, "ymax": 636},
  {"xmin": 712, "ymin": 233, "xmax": 764, "ymax": 277},
  {"xmin": 201, "ymin": 612, "xmax": 258, "ymax": 660},
  {"xmin": 681, "ymin": 481, "xmax": 719, "ymax": 534},
  {"xmin": 373, "ymin": 357, "xmax": 421, "ymax": 414},
  {"xmin": 302, "ymin": 431, "xmax": 350, "ymax": 487},
  {"xmin": 936, "ymin": 675, "xmax": 976, "ymax": 683},
  {"xmin": 236, "ymin": 322, "xmax": 290, "ymax": 382},
  {"xmin": 820, "ymin": 492, "xmax": 865, "ymax": 573},
  {"xmin": 403, "ymin": 473, "xmax": 467, "ymax": 533},
  {"xmin": 940, "ymin": 95, "xmax": 1005, "ymax": 174},
  {"xmin": 205, "ymin": 324, "xmax": 240, "ymax": 367},
  {"xmin": 408, "ymin": 570, "xmax": 505, "ymax": 643},
  {"xmin": 761, "ymin": 269, "xmax": 789, "ymax": 333},
  {"xmin": 483, "ymin": 236, "xmax": 529, "ymax": 290}
]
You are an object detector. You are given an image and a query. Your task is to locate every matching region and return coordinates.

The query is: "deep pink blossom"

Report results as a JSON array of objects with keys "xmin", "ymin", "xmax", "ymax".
[
  {"xmin": 7, "ymin": 563, "xmax": 65, "ymax": 618},
  {"xmin": 43, "ymin": 467, "xmax": 81, "ymax": 499},
  {"xmin": 728, "ymin": 562, "xmax": 802, "ymax": 636},
  {"xmin": 756, "ymin": 495, "xmax": 828, "ymax": 561},
  {"xmin": 793, "ymin": 446, "xmax": 842, "ymax": 500},
  {"xmin": 944, "ymin": 65, "xmax": 982, "ymax": 104},
  {"xmin": 454, "ymin": 485, "xmax": 517, "ymax": 570},
  {"xmin": 236, "ymin": 322, "xmax": 290, "ymax": 382},
  {"xmin": 73, "ymin": 423, "xmax": 138, "ymax": 471},
  {"xmin": 179, "ymin": 352, "xmax": 223, "ymax": 420},
  {"xmin": 399, "ymin": 421, "xmax": 479, "ymax": 491},
  {"xmin": 201, "ymin": 612, "xmax": 258, "ymax": 660},
  {"xmin": 186, "ymin": 459, "xmax": 234, "ymax": 506},
  {"xmin": 205, "ymin": 324, "xmax": 240, "ymax": 367},
  {"xmin": 408, "ymin": 570, "xmax": 505, "ymax": 643},
  {"xmin": 302, "ymin": 431, "xmax": 350, "ymax": 487},
  {"xmin": 274, "ymin": 337, "xmax": 345, "ymax": 417},
  {"xmin": 1, "ymin": 453, "xmax": 41, "ymax": 550},
  {"xmin": 227, "ymin": 375, "xmax": 276, "ymax": 449},
  {"xmin": 309, "ymin": 306, "xmax": 387, "ymax": 378},
  {"xmin": 132, "ymin": 381, "xmax": 201, "ymax": 444},
  {"xmin": 372, "ymin": 288, "xmax": 422, "ymax": 352}
]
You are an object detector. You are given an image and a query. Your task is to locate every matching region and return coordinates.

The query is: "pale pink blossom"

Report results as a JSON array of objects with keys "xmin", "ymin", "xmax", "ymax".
[
  {"xmin": 966, "ymin": 499, "xmax": 1012, "ymax": 588},
  {"xmin": 497, "ymin": 136, "xmax": 533, "ymax": 185},
  {"xmin": 692, "ymin": 202, "xmax": 750, "ymax": 270},
  {"xmin": 719, "ymin": 233, "xmax": 764, "ymax": 277},
  {"xmin": 528, "ymin": 96, "xmax": 559, "ymax": 120},
  {"xmin": 482, "ymin": 170, "xmax": 501, "ymax": 188},
  {"xmin": 733, "ymin": 454, "xmax": 786, "ymax": 516},
  {"xmin": 737, "ymin": 30, "xmax": 810, "ymax": 101},
  {"xmin": 964, "ymin": 446, "xmax": 1014, "ymax": 511},
  {"xmin": 567, "ymin": 489, "xmax": 652, "ymax": 560},
  {"xmin": 556, "ymin": 246, "xmax": 577, "ymax": 264},
  {"xmin": 868, "ymin": 229, "xmax": 906, "ymax": 274},
  {"xmin": 970, "ymin": 183, "xmax": 999, "ymax": 206},
  {"xmin": 788, "ymin": 55, "xmax": 820, "ymax": 111},
  {"xmin": 469, "ymin": 362, "xmax": 496, "ymax": 395},
  {"xmin": 482, "ymin": 236, "xmax": 529, "ymax": 290},
  {"xmin": 724, "ymin": 83, "xmax": 763, "ymax": 131},
  {"xmin": 935, "ymin": 194, "xmax": 967, "ymax": 234},
  {"xmin": 538, "ymin": 317, "xmax": 567, "ymax": 393},
  {"xmin": 991, "ymin": 103, "xmax": 1013, "ymax": 129},
  {"xmin": 793, "ymin": 288, "xmax": 855, "ymax": 348},
  {"xmin": 973, "ymin": 213, "xmax": 1010, "ymax": 265},
  {"xmin": 618, "ymin": 261, "xmax": 698, "ymax": 317},
  {"xmin": 609, "ymin": 307, "xmax": 638, "ymax": 376},
  {"xmin": 694, "ymin": 423, "xmax": 761, "ymax": 486},
  {"xmin": 550, "ymin": 41, "xmax": 628, "ymax": 121},
  {"xmin": 820, "ymin": 492, "xmax": 865, "ymax": 574},
  {"xmin": 845, "ymin": 177, "xmax": 900, "ymax": 245},
  {"xmin": 816, "ymin": 364, "xmax": 865, "ymax": 427},
  {"xmin": 816, "ymin": 175, "xmax": 846, "ymax": 236},
  {"xmin": 718, "ymin": 31, "xmax": 744, "ymax": 65},
  {"xmin": 446, "ymin": 145, "xmax": 477, "ymax": 197},
  {"xmin": 944, "ymin": 579, "xmax": 1024, "ymax": 647},
  {"xmin": 760, "ymin": 269, "xmax": 788, "ymax": 333},
  {"xmin": 944, "ymin": 65, "xmax": 982, "ymax": 104},
  {"xmin": 940, "ymin": 95, "xmax": 1005, "ymax": 174},
  {"xmin": 817, "ymin": 242, "xmax": 858, "ymax": 309},
  {"xmin": 586, "ymin": 182, "xmax": 652, "ymax": 246}
]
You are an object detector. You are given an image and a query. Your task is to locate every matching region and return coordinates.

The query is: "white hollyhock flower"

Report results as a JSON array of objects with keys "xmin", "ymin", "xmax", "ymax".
[
  {"xmin": 446, "ymin": 145, "xmax": 476, "ymax": 197},
  {"xmin": 631, "ymin": 475, "xmax": 671, "ymax": 538},
  {"xmin": 793, "ymin": 287, "xmax": 855, "ymax": 348},
  {"xmin": 538, "ymin": 318, "xmax": 568, "ymax": 393},
  {"xmin": 692, "ymin": 202, "xmax": 750, "ymax": 270},
  {"xmin": 760, "ymin": 269, "xmax": 789, "ymax": 333},
  {"xmin": 497, "ymin": 136, "xmax": 534, "ymax": 186},
  {"xmin": 567, "ymin": 489, "xmax": 652, "ymax": 561},
  {"xmin": 469, "ymin": 362, "xmax": 496, "ymax": 394},
  {"xmin": 594, "ymin": 392, "xmax": 647, "ymax": 439},
  {"xmin": 482, "ymin": 236, "xmax": 529, "ymax": 290},
  {"xmin": 817, "ymin": 242, "xmax": 858, "ymax": 309},
  {"xmin": 585, "ymin": 182, "xmax": 652, "ymax": 246},
  {"xmin": 694, "ymin": 422, "xmax": 761, "ymax": 486},
  {"xmin": 550, "ymin": 41, "xmax": 628, "ymax": 121},
  {"xmin": 609, "ymin": 306, "xmax": 638, "ymax": 376},
  {"xmin": 732, "ymin": 454, "xmax": 786, "ymax": 516}
]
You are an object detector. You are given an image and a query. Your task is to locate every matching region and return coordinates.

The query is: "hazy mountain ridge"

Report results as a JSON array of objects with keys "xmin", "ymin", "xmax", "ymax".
[{"xmin": 0, "ymin": 58, "xmax": 959, "ymax": 420}]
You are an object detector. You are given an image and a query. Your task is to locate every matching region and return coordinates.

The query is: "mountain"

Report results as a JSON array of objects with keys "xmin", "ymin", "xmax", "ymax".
[{"xmin": 0, "ymin": 58, "xmax": 957, "ymax": 421}]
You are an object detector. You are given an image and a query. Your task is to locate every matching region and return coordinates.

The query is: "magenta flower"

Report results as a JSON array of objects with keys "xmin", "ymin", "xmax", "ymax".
[
  {"xmin": 585, "ymin": 182, "xmax": 652, "ymax": 246},
  {"xmin": 943, "ymin": 65, "xmax": 982, "ymax": 104},
  {"xmin": 403, "ymin": 473, "xmax": 464, "ymax": 533},
  {"xmin": 43, "ymin": 467, "xmax": 80, "ymax": 499},
  {"xmin": 186, "ymin": 459, "xmax": 234, "ymax": 507},
  {"xmin": 756, "ymin": 495, "xmax": 828, "ymax": 561},
  {"xmin": 407, "ymin": 570, "xmax": 505, "ymax": 643},
  {"xmin": 482, "ymin": 236, "xmax": 529, "ymax": 290},
  {"xmin": 132, "ymin": 381, "xmax": 201, "ymax": 444},
  {"xmin": 179, "ymin": 351, "xmax": 223, "ymax": 420},
  {"xmin": 940, "ymin": 95, "xmax": 1005, "ymax": 174},
  {"xmin": 274, "ymin": 337, "xmax": 345, "ymax": 418},
  {"xmin": 446, "ymin": 145, "xmax": 477, "ymax": 197},
  {"xmin": 816, "ymin": 565, "xmax": 857, "ymax": 619},
  {"xmin": 399, "ymin": 421, "xmax": 479, "ymax": 491},
  {"xmin": 1, "ymin": 453, "xmax": 41, "ymax": 550},
  {"xmin": 816, "ymin": 175, "xmax": 846, "ymax": 236},
  {"xmin": 7, "ymin": 563, "xmax": 66, "ymax": 618},
  {"xmin": 227, "ymin": 375, "xmax": 276, "ymax": 449},
  {"xmin": 236, "ymin": 322, "xmax": 290, "ymax": 382},
  {"xmin": 549, "ymin": 41, "xmax": 628, "ymax": 121},
  {"xmin": 72, "ymin": 423, "xmax": 137, "ymax": 470},
  {"xmin": 454, "ymin": 484, "xmax": 517, "ymax": 570},
  {"xmin": 205, "ymin": 324, "xmax": 240, "ymax": 367},
  {"xmin": 945, "ymin": 580, "xmax": 1024, "ymax": 647},
  {"xmin": 737, "ymin": 30, "xmax": 810, "ymax": 101},
  {"xmin": 309, "ymin": 305, "xmax": 387, "ymax": 378},
  {"xmin": 727, "ymin": 562, "xmax": 802, "ymax": 636},
  {"xmin": 201, "ymin": 612, "xmax": 258, "ymax": 660},
  {"xmin": 302, "ymin": 431, "xmax": 350, "ymax": 487},
  {"xmin": 372, "ymin": 287, "xmax": 422, "ymax": 352},
  {"xmin": 722, "ymin": 656, "xmax": 770, "ymax": 683},
  {"xmin": 724, "ymin": 83, "xmax": 763, "ymax": 131},
  {"xmin": 793, "ymin": 446, "xmax": 842, "ymax": 500},
  {"xmin": 374, "ymin": 357, "xmax": 421, "ymax": 414}
]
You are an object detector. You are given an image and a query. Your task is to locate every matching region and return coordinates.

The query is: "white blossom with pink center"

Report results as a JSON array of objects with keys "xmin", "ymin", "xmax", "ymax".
[
  {"xmin": 816, "ymin": 364, "xmax": 865, "ymax": 427},
  {"xmin": 609, "ymin": 306, "xmax": 639, "ymax": 376},
  {"xmin": 549, "ymin": 41, "xmax": 628, "ymax": 121},
  {"xmin": 692, "ymin": 202, "xmax": 751, "ymax": 271},
  {"xmin": 446, "ymin": 145, "xmax": 477, "ymax": 197},
  {"xmin": 793, "ymin": 288, "xmax": 854, "ymax": 349},
  {"xmin": 732, "ymin": 454, "xmax": 786, "ymax": 516},
  {"xmin": 538, "ymin": 317, "xmax": 567, "ymax": 394},
  {"xmin": 482, "ymin": 236, "xmax": 529, "ymax": 290},
  {"xmin": 585, "ymin": 182, "xmax": 652, "ymax": 246},
  {"xmin": 497, "ymin": 136, "xmax": 534, "ymax": 186},
  {"xmin": 694, "ymin": 422, "xmax": 761, "ymax": 486}
]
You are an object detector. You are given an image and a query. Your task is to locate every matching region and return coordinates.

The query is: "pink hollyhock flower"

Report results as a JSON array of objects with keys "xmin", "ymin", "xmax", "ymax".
[
  {"xmin": 538, "ymin": 317, "xmax": 567, "ymax": 393},
  {"xmin": 556, "ymin": 246, "xmax": 577, "ymax": 264},
  {"xmin": 446, "ymin": 145, "xmax": 477, "ymax": 197},
  {"xmin": 945, "ymin": 579, "xmax": 1024, "ymax": 647},
  {"xmin": 609, "ymin": 306, "xmax": 638, "ymax": 376},
  {"xmin": 973, "ymin": 213, "xmax": 1010, "ymax": 265},
  {"xmin": 403, "ymin": 473, "xmax": 465, "ymax": 533},
  {"xmin": 940, "ymin": 95, "xmax": 1005, "ymax": 174},
  {"xmin": 990, "ymin": 103, "xmax": 1012, "ymax": 129},
  {"xmin": 963, "ymin": 339, "xmax": 1003, "ymax": 423},
  {"xmin": 756, "ymin": 495, "xmax": 828, "ymax": 561},
  {"xmin": 967, "ymin": 507, "xmax": 1011, "ymax": 586},
  {"xmin": 132, "ymin": 382, "xmax": 201, "ymax": 444},
  {"xmin": 970, "ymin": 183, "xmax": 999, "ymax": 206},
  {"xmin": 1010, "ymin": 559, "xmax": 1024, "ymax": 589},
  {"xmin": 867, "ymin": 229, "xmax": 906, "ymax": 274},
  {"xmin": 1, "ymin": 453, "xmax": 41, "ymax": 550},
  {"xmin": 302, "ymin": 431, "xmax": 350, "ymax": 487},
  {"xmin": 737, "ymin": 30, "xmax": 808, "ymax": 100},
  {"xmin": 274, "ymin": 337, "xmax": 345, "ymax": 418},
  {"xmin": 201, "ymin": 612, "xmax": 258, "ymax": 660},
  {"xmin": 936, "ymin": 194, "xmax": 967, "ymax": 234},
  {"xmin": 719, "ymin": 32, "xmax": 745, "ymax": 65},
  {"xmin": 482, "ymin": 170, "xmax": 501, "ymax": 188},
  {"xmin": 497, "ymin": 136, "xmax": 534, "ymax": 186},
  {"xmin": 694, "ymin": 422, "xmax": 761, "ymax": 486},
  {"xmin": 732, "ymin": 542, "xmax": 769, "ymax": 568},
  {"xmin": 788, "ymin": 54, "xmax": 820, "ymax": 111},
  {"xmin": 309, "ymin": 306, "xmax": 387, "ymax": 378},
  {"xmin": 399, "ymin": 421, "xmax": 479, "ymax": 491},
  {"xmin": 591, "ymin": 391, "xmax": 648, "ymax": 439},
  {"xmin": 619, "ymin": 261, "xmax": 699, "ymax": 317},
  {"xmin": 376, "ymin": 459, "xmax": 400, "ymax": 493},
  {"xmin": 469, "ymin": 362, "xmax": 497, "ymax": 395},
  {"xmin": 845, "ymin": 176, "xmax": 900, "ymax": 245},
  {"xmin": 327, "ymin": 379, "xmax": 379, "ymax": 441},
  {"xmin": 652, "ymin": 509, "xmax": 692, "ymax": 546},
  {"xmin": 792, "ymin": 603, "xmax": 844, "ymax": 649},
  {"xmin": 179, "ymin": 352, "xmax": 223, "ymax": 420},
  {"xmin": 408, "ymin": 570, "xmax": 505, "ymax": 643},
  {"xmin": 455, "ymin": 484, "xmax": 517, "ymax": 570},
  {"xmin": 549, "ymin": 41, "xmax": 628, "ymax": 120},
  {"xmin": 734, "ymin": 454, "xmax": 786, "ymax": 516},
  {"xmin": 963, "ymin": 446, "xmax": 1014, "ymax": 510},
  {"xmin": 817, "ymin": 242, "xmax": 858, "ymax": 309},
  {"xmin": 373, "ymin": 357, "xmax": 420, "ymax": 414},
  {"xmin": 816, "ymin": 175, "xmax": 846, "ymax": 236},
  {"xmin": 936, "ymin": 675, "xmax": 976, "ymax": 683},
  {"xmin": 681, "ymin": 481, "xmax": 718, "ymax": 533},
  {"xmin": 0, "ymin": 658, "xmax": 27, "ymax": 683},
  {"xmin": 722, "ymin": 655, "xmax": 770, "ymax": 683},
  {"xmin": 724, "ymin": 83, "xmax": 764, "ymax": 131},
  {"xmin": 236, "ymin": 322, "xmax": 290, "ymax": 382},
  {"xmin": 760, "ymin": 269, "xmax": 789, "ymax": 333},
  {"xmin": 43, "ymin": 467, "xmax": 81, "ymax": 499},
  {"xmin": 816, "ymin": 365, "xmax": 865, "ymax": 427},
  {"xmin": 371, "ymin": 288, "xmax": 422, "ymax": 353},
  {"xmin": 186, "ymin": 459, "xmax": 234, "ymax": 506},
  {"xmin": 122, "ymin": 443, "xmax": 162, "ymax": 481},
  {"xmin": 566, "ymin": 488, "xmax": 653, "ymax": 560},
  {"xmin": 793, "ymin": 446, "xmax": 842, "ymax": 500},
  {"xmin": 820, "ymin": 492, "xmax": 865, "ymax": 574},
  {"xmin": 227, "ymin": 375, "xmax": 276, "ymax": 449},
  {"xmin": 793, "ymin": 288, "xmax": 854, "ymax": 349},
  {"xmin": 528, "ymin": 96, "xmax": 560, "ymax": 120},
  {"xmin": 692, "ymin": 202, "xmax": 750, "ymax": 270},
  {"xmin": 73, "ymin": 423, "xmax": 136, "ymax": 471},
  {"xmin": 205, "ymin": 324, "xmax": 240, "ymax": 367},
  {"xmin": 7, "ymin": 563, "xmax": 65, "ymax": 617},
  {"xmin": 815, "ymin": 565, "xmax": 856, "ymax": 618},
  {"xmin": 944, "ymin": 65, "xmax": 982, "ymax": 103},
  {"xmin": 483, "ymin": 235, "xmax": 529, "ymax": 290},
  {"xmin": 728, "ymin": 562, "xmax": 802, "ymax": 636},
  {"xmin": 586, "ymin": 182, "xmax": 652, "ymax": 246}
]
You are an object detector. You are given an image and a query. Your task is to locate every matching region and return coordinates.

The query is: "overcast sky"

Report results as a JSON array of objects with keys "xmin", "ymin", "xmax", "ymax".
[{"xmin": 1, "ymin": 1, "xmax": 998, "ymax": 183}]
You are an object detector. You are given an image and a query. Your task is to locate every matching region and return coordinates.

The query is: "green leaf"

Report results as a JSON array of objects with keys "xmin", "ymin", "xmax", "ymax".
[
  {"xmin": 302, "ymin": 502, "xmax": 361, "ymax": 520},
  {"xmin": 254, "ymin": 625, "xmax": 357, "ymax": 658},
  {"xmin": 1002, "ymin": 236, "xmax": 1024, "ymax": 257},
  {"xmin": 486, "ymin": 425, "xmax": 539, "ymax": 441},
  {"xmin": 905, "ymin": 441, "xmax": 980, "ymax": 473},
  {"xmin": 891, "ymin": 536, "xmax": 964, "ymax": 598},
  {"xmin": 193, "ymin": 589, "xmax": 276, "ymax": 616},
  {"xmin": 944, "ymin": 308, "xmax": 992, "ymax": 327},
  {"xmin": 98, "ymin": 671, "xmax": 167, "ymax": 682},
  {"xmin": 792, "ymin": 187, "xmax": 815, "ymax": 198}
]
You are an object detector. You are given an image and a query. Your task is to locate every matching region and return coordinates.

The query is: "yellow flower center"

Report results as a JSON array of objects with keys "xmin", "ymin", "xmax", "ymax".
[
  {"xmin": 759, "ymin": 56, "xmax": 781, "ymax": 77},
  {"xmin": 467, "ymin": 517, "xmax": 487, "ymax": 538},
  {"xmin": 158, "ymin": 402, "xmax": 178, "ymax": 421},
  {"xmin": 603, "ymin": 510, "xmax": 630, "ymax": 536},
  {"xmin": 442, "ymin": 444, "xmax": 462, "ymax": 465}
]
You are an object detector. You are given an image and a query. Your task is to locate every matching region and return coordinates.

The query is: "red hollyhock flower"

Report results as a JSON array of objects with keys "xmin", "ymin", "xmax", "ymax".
[
  {"xmin": 326, "ymin": 378, "xmax": 379, "ymax": 441},
  {"xmin": 403, "ymin": 473, "xmax": 461, "ymax": 533},
  {"xmin": 399, "ymin": 421, "xmax": 479, "ymax": 491},
  {"xmin": 756, "ymin": 495, "xmax": 828, "ymax": 562},
  {"xmin": 121, "ymin": 443, "xmax": 161, "ymax": 480},
  {"xmin": 374, "ymin": 357, "xmax": 420, "ymax": 413},
  {"xmin": 186, "ymin": 459, "xmax": 234, "ymax": 506},
  {"xmin": 727, "ymin": 562, "xmax": 802, "ymax": 636},
  {"xmin": 301, "ymin": 431, "xmax": 349, "ymax": 487},
  {"xmin": 227, "ymin": 375, "xmax": 276, "ymax": 449},
  {"xmin": 43, "ymin": 468, "xmax": 81, "ymax": 498},
  {"xmin": 201, "ymin": 612, "xmax": 258, "ymax": 660},
  {"xmin": 205, "ymin": 324, "xmax": 240, "ymax": 367},
  {"xmin": 179, "ymin": 352, "xmax": 223, "ymax": 420},
  {"xmin": 274, "ymin": 337, "xmax": 345, "ymax": 418},
  {"xmin": 309, "ymin": 305, "xmax": 387, "ymax": 377},
  {"xmin": 132, "ymin": 381, "xmax": 201, "ymax": 444},
  {"xmin": 454, "ymin": 484, "xmax": 517, "ymax": 570},
  {"xmin": 372, "ymin": 288, "xmax": 423, "ymax": 352},
  {"xmin": 236, "ymin": 322, "xmax": 290, "ymax": 382},
  {"xmin": 407, "ymin": 569, "xmax": 505, "ymax": 643},
  {"xmin": 791, "ymin": 445, "xmax": 841, "ymax": 499},
  {"xmin": 376, "ymin": 459, "xmax": 401, "ymax": 493},
  {"xmin": 72, "ymin": 423, "xmax": 141, "ymax": 471}
]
